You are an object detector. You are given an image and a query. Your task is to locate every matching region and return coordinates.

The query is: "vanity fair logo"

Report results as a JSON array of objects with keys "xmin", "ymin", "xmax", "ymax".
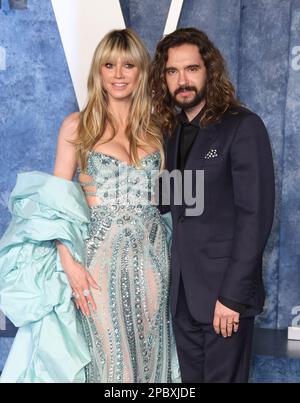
[
  {"xmin": 288, "ymin": 305, "xmax": 300, "ymax": 340},
  {"xmin": 292, "ymin": 46, "xmax": 300, "ymax": 71},
  {"xmin": 0, "ymin": 310, "xmax": 6, "ymax": 331},
  {"xmin": 291, "ymin": 46, "xmax": 300, "ymax": 71},
  {"xmin": 51, "ymin": 0, "xmax": 184, "ymax": 108},
  {"xmin": 291, "ymin": 306, "xmax": 300, "ymax": 327},
  {"xmin": 0, "ymin": 0, "xmax": 27, "ymax": 9},
  {"xmin": 0, "ymin": 1, "xmax": 28, "ymax": 70},
  {"xmin": 0, "ymin": 46, "xmax": 6, "ymax": 71}
]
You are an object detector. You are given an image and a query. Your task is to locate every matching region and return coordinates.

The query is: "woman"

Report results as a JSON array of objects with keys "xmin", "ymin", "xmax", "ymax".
[
  {"xmin": 0, "ymin": 29, "xmax": 180, "ymax": 383},
  {"xmin": 56, "ymin": 27, "xmax": 176, "ymax": 383}
]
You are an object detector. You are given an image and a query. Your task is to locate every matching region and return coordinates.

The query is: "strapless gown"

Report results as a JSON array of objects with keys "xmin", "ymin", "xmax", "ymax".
[{"xmin": 77, "ymin": 150, "xmax": 180, "ymax": 383}]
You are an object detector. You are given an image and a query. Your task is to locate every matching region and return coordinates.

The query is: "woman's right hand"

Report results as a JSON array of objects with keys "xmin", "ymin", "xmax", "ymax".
[
  {"xmin": 63, "ymin": 258, "xmax": 100, "ymax": 317},
  {"xmin": 55, "ymin": 240, "xmax": 100, "ymax": 316}
]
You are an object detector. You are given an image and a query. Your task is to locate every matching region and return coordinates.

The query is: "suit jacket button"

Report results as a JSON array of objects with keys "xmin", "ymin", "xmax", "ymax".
[{"xmin": 178, "ymin": 215, "xmax": 185, "ymax": 223}]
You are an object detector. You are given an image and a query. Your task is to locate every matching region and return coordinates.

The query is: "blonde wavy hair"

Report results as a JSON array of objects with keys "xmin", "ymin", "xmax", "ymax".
[{"xmin": 71, "ymin": 29, "xmax": 164, "ymax": 172}]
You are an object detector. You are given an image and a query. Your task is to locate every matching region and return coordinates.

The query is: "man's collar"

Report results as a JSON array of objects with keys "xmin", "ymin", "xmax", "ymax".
[{"xmin": 179, "ymin": 108, "xmax": 204, "ymax": 128}]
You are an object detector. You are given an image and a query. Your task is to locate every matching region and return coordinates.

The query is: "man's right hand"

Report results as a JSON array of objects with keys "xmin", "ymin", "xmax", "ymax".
[{"xmin": 213, "ymin": 300, "xmax": 240, "ymax": 338}]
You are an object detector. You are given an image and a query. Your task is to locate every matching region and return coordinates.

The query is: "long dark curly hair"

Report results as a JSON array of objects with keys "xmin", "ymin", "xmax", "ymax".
[{"xmin": 150, "ymin": 28, "xmax": 242, "ymax": 135}]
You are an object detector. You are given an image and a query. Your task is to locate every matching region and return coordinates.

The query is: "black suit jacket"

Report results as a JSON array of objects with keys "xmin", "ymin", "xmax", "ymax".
[{"xmin": 159, "ymin": 107, "xmax": 275, "ymax": 323}]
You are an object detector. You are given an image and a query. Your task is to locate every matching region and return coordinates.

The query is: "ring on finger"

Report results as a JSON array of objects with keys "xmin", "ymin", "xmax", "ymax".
[
  {"xmin": 72, "ymin": 291, "xmax": 80, "ymax": 299},
  {"xmin": 83, "ymin": 289, "xmax": 91, "ymax": 297}
]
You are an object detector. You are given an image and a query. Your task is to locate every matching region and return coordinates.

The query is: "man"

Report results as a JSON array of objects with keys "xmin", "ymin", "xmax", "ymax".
[{"xmin": 151, "ymin": 28, "xmax": 275, "ymax": 383}]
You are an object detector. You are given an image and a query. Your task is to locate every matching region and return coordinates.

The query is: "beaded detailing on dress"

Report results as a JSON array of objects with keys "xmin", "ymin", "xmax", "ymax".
[{"xmin": 77, "ymin": 150, "xmax": 173, "ymax": 383}]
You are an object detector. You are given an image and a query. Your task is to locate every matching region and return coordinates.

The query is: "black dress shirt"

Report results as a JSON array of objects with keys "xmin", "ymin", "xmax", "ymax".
[
  {"xmin": 178, "ymin": 110, "xmax": 203, "ymax": 173},
  {"xmin": 177, "ymin": 110, "xmax": 246, "ymax": 315}
]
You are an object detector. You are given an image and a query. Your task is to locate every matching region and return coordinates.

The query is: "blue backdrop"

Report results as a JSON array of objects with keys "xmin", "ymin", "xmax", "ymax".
[{"xmin": 1, "ymin": 0, "xmax": 300, "ymax": 374}]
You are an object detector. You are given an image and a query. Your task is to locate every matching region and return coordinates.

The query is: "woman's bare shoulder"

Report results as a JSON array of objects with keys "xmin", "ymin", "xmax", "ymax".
[{"xmin": 59, "ymin": 112, "xmax": 81, "ymax": 140}]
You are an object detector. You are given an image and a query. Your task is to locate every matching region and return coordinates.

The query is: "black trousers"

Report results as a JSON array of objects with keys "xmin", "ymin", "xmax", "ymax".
[{"xmin": 172, "ymin": 275, "xmax": 255, "ymax": 383}]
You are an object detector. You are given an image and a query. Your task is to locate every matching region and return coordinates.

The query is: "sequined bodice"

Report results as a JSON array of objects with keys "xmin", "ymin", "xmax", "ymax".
[{"xmin": 78, "ymin": 150, "xmax": 161, "ymax": 209}]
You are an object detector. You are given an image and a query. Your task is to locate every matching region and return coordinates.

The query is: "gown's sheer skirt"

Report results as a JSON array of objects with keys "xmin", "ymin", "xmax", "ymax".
[{"xmin": 77, "ymin": 151, "xmax": 176, "ymax": 383}]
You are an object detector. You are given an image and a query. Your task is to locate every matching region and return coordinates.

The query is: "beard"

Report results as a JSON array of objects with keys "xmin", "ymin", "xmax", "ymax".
[{"xmin": 170, "ymin": 85, "xmax": 205, "ymax": 110}]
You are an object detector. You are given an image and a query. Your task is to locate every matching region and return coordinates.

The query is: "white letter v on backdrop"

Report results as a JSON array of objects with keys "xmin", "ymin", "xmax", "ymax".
[
  {"xmin": 164, "ymin": 0, "xmax": 184, "ymax": 35},
  {"xmin": 51, "ymin": 0, "xmax": 125, "ymax": 109}
]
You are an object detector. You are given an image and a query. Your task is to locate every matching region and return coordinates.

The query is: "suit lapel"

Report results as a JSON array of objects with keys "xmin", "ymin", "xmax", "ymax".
[
  {"xmin": 178, "ymin": 123, "xmax": 220, "ymax": 217},
  {"xmin": 185, "ymin": 124, "xmax": 219, "ymax": 170},
  {"xmin": 166, "ymin": 124, "xmax": 181, "ymax": 171},
  {"xmin": 166, "ymin": 121, "xmax": 220, "ymax": 217}
]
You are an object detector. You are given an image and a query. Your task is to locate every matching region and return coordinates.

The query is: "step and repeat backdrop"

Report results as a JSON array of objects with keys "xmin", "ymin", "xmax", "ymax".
[{"xmin": 1, "ymin": 0, "xmax": 300, "ymax": 372}]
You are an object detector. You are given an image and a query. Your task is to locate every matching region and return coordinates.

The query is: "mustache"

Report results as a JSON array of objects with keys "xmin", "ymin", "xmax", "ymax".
[{"xmin": 174, "ymin": 86, "xmax": 197, "ymax": 96}]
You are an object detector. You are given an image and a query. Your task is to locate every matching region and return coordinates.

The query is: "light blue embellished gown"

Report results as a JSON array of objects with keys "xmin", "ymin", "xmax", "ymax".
[{"xmin": 77, "ymin": 150, "xmax": 179, "ymax": 383}]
